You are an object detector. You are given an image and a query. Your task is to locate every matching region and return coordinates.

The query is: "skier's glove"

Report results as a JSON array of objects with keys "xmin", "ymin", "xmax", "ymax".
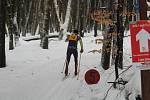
[{"xmin": 80, "ymin": 49, "xmax": 83, "ymax": 53}]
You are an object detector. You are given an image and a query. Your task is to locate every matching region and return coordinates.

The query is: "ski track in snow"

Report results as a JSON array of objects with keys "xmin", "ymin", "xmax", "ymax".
[
  {"xmin": 41, "ymin": 62, "xmax": 109, "ymax": 100},
  {"xmin": 43, "ymin": 77, "xmax": 80, "ymax": 100},
  {"xmin": 1, "ymin": 34, "xmax": 133, "ymax": 100}
]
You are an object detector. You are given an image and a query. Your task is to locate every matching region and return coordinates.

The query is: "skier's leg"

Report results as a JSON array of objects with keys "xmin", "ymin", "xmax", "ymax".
[
  {"xmin": 73, "ymin": 50, "xmax": 78, "ymax": 75},
  {"xmin": 65, "ymin": 50, "xmax": 71, "ymax": 76}
]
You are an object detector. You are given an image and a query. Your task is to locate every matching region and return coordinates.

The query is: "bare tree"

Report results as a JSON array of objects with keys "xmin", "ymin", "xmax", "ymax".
[
  {"xmin": 100, "ymin": 0, "xmax": 113, "ymax": 70},
  {"xmin": 114, "ymin": 0, "xmax": 125, "ymax": 70},
  {"xmin": 0, "ymin": 0, "xmax": 6, "ymax": 67},
  {"xmin": 140, "ymin": 0, "xmax": 147, "ymax": 20},
  {"xmin": 56, "ymin": 0, "xmax": 72, "ymax": 40},
  {"xmin": 40, "ymin": 0, "xmax": 51, "ymax": 49},
  {"xmin": 6, "ymin": 0, "xmax": 18, "ymax": 50}
]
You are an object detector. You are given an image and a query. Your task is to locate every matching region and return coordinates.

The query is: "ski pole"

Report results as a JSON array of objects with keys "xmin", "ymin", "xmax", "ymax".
[
  {"xmin": 77, "ymin": 53, "xmax": 81, "ymax": 80},
  {"xmin": 61, "ymin": 59, "xmax": 67, "ymax": 73}
]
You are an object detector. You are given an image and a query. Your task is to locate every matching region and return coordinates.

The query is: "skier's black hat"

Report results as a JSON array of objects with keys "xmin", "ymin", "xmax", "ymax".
[{"xmin": 73, "ymin": 29, "xmax": 78, "ymax": 34}]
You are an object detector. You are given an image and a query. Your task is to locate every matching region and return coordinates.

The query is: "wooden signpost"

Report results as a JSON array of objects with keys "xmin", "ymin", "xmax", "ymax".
[{"xmin": 141, "ymin": 69, "xmax": 150, "ymax": 100}]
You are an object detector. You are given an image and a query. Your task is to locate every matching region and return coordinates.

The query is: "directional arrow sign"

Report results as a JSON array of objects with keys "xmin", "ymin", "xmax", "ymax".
[
  {"xmin": 136, "ymin": 28, "xmax": 150, "ymax": 52},
  {"xmin": 130, "ymin": 20, "xmax": 150, "ymax": 63}
]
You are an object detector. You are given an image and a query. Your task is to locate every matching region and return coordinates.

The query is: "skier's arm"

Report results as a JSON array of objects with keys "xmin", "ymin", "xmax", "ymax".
[
  {"xmin": 65, "ymin": 35, "xmax": 69, "ymax": 42},
  {"xmin": 79, "ymin": 39, "xmax": 83, "ymax": 49},
  {"xmin": 79, "ymin": 38, "xmax": 83, "ymax": 53}
]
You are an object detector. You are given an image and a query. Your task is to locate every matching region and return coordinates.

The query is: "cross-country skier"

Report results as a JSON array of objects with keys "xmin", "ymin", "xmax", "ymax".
[{"xmin": 65, "ymin": 29, "xmax": 83, "ymax": 76}]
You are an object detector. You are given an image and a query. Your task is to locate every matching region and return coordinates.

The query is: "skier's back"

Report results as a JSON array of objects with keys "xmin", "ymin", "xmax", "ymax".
[{"xmin": 65, "ymin": 29, "xmax": 83, "ymax": 76}]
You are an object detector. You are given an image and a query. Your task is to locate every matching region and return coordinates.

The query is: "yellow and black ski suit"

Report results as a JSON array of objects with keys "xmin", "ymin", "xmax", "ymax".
[{"xmin": 65, "ymin": 33, "xmax": 83, "ymax": 76}]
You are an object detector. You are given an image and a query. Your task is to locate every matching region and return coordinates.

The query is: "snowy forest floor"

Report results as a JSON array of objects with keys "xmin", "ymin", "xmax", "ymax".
[{"xmin": 0, "ymin": 32, "xmax": 141, "ymax": 100}]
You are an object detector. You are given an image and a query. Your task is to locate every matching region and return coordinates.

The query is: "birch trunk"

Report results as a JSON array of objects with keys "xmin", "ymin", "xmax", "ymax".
[{"xmin": 58, "ymin": 0, "xmax": 72, "ymax": 40}]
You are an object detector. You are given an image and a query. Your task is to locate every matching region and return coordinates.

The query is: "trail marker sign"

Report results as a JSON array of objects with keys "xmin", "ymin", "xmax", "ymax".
[
  {"xmin": 84, "ymin": 69, "xmax": 100, "ymax": 85},
  {"xmin": 130, "ymin": 20, "xmax": 150, "ymax": 63}
]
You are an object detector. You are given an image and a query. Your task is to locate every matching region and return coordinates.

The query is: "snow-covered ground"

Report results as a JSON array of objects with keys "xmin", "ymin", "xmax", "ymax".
[{"xmin": 0, "ymin": 31, "xmax": 141, "ymax": 100}]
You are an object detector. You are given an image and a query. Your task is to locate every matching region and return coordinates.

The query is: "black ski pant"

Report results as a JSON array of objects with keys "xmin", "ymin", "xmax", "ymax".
[{"xmin": 65, "ymin": 49, "xmax": 78, "ymax": 75}]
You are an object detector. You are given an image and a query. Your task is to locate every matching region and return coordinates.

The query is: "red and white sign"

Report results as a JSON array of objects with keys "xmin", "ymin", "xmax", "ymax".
[{"xmin": 130, "ymin": 20, "xmax": 150, "ymax": 63}]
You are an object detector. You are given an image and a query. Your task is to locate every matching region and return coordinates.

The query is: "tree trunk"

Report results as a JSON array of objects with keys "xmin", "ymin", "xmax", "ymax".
[
  {"xmin": 140, "ymin": 0, "xmax": 147, "ymax": 20},
  {"xmin": 0, "ymin": 0, "xmax": 6, "ymax": 67},
  {"xmin": 115, "ymin": 0, "xmax": 125, "ymax": 69},
  {"xmin": 41, "ymin": 0, "xmax": 50, "ymax": 49},
  {"xmin": 14, "ymin": 13, "xmax": 20, "ymax": 46},
  {"xmin": 75, "ymin": 0, "xmax": 79, "ymax": 29},
  {"xmin": 7, "ymin": 0, "xmax": 19, "ymax": 50},
  {"xmin": 6, "ymin": 0, "xmax": 14, "ymax": 50},
  {"xmin": 94, "ymin": 21, "xmax": 98, "ymax": 37},
  {"xmin": 101, "ymin": 25, "xmax": 113, "ymax": 70},
  {"xmin": 22, "ymin": 1, "xmax": 32, "ymax": 36},
  {"xmin": 100, "ymin": 0, "xmax": 113, "ymax": 70},
  {"xmin": 20, "ymin": 0, "xmax": 26, "ymax": 36},
  {"xmin": 58, "ymin": 28, "xmax": 64, "ymax": 40},
  {"xmin": 39, "ymin": 0, "xmax": 44, "ymax": 46}
]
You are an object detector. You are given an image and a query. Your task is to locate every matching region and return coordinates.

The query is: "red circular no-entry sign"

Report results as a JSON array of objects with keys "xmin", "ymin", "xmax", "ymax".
[{"xmin": 84, "ymin": 69, "xmax": 100, "ymax": 85}]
